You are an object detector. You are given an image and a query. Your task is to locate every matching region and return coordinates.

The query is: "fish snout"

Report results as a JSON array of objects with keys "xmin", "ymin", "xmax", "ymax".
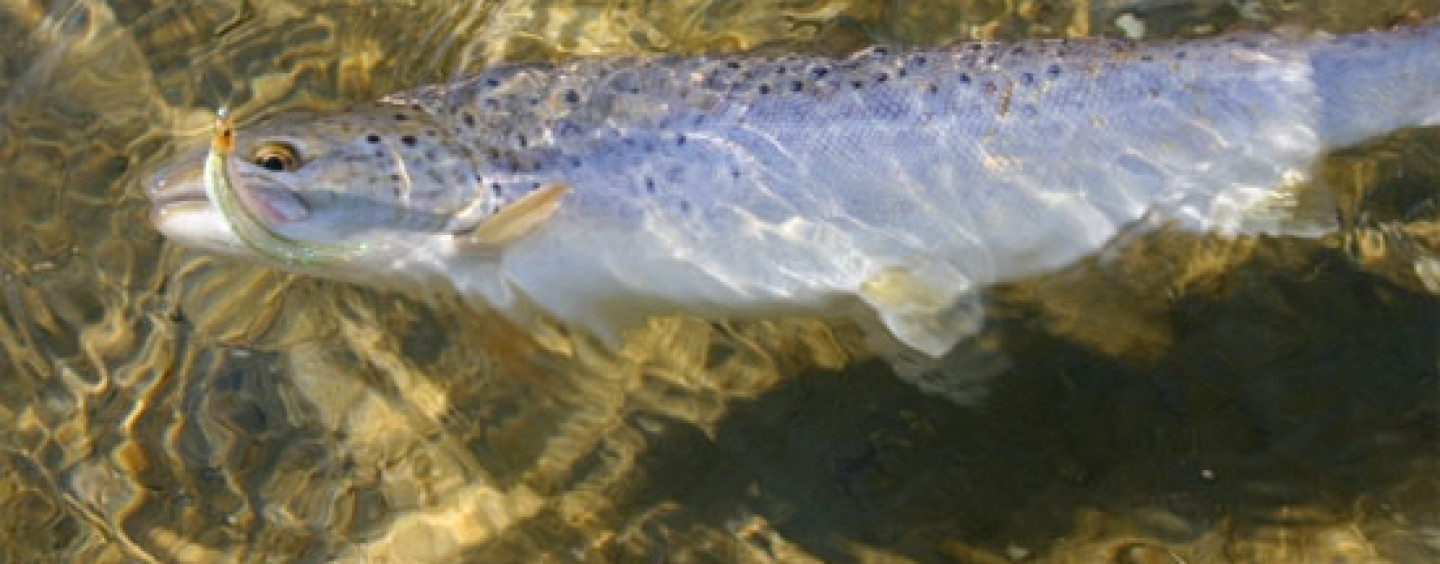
[
  {"xmin": 145, "ymin": 149, "xmax": 215, "ymax": 233},
  {"xmin": 146, "ymin": 151, "xmax": 208, "ymax": 213},
  {"xmin": 144, "ymin": 148, "xmax": 250, "ymax": 256}
]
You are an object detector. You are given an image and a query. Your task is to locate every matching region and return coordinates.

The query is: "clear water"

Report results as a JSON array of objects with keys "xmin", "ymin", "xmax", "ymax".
[{"xmin": 0, "ymin": 0, "xmax": 1437, "ymax": 562}]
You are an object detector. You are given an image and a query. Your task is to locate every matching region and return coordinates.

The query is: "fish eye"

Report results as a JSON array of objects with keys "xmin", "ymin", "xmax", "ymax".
[{"xmin": 253, "ymin": 143, "xmax": 300, "ymax": 172}]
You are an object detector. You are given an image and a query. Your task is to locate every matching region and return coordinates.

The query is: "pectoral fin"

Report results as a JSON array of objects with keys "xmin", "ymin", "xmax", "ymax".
[{"xmin": 456, "ymin": 183, "xmax": 569, "ymax": 254}]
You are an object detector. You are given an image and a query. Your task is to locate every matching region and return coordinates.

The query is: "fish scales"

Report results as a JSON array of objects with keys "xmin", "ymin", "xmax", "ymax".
[{"xmin": 148, "ymin": 22, "xmax": 1440, "ymax": 357}]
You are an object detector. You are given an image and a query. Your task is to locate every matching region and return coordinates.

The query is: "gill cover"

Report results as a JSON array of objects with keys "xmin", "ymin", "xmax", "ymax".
[{"xmin": 203, "ymin": 109, "xmax": 366, "ymax": 267}]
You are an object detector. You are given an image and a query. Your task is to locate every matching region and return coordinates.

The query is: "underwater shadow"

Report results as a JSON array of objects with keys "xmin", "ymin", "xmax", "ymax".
[{"xmin": 460, "ymin": 231, "xmax": 1437, "ymax": 562}]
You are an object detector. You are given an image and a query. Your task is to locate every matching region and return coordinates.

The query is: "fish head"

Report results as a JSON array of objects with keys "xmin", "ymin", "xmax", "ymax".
[{"xmin": 147, "ymin": 103, "xmax": 490, "ymax": 273}]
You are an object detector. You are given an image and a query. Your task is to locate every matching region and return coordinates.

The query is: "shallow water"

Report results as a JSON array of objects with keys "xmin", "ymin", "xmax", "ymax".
[{"xmin": 1, "ymin": 0, "xmax": 1438, "ymax": 562}]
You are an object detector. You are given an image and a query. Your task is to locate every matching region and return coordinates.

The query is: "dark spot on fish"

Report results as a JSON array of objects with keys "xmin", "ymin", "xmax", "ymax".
[
  {"xmin": 927, "ymin": 83, "xmax": 939, "ymax": 94},
  {"xmin": 529, "ymin": 97, "xmax": 540, "ymax": 106},
  {"xmin": 517, "ymin": 134, "xmax": 528, "ymax": 148},
  {"xmin": 812, "ymin": 67, "xmax": 829, "ymax": 78},
  {"xmin": 1021, "ymin": 72, "xmax": 1034, "ymax": 85},
  {"xmin": 896, "ymin": 68, "xmax": 907, "ymax": 78},
  {"xmin": 1047, "ymin": 64, "xmax": 1061, "ymax": 77},
  {"xmin": 676, "ymin": 134, "xmax": 687, "ymax": 146},
  {"xmin": 484, "ymin": 98, "xmax": 500, "ymax": 110},
  {"xmin": 390, "ymin": 174, "xmax": 400, "ymax": 181},
  {"xmin": 1174, "ymin": 51, "xmax": 1186, "ymax": 59},
  {"xmin": 487, "ymin": 148, "xmax": 500, "ymax": 159},
  {"xmin": 485, "ymin": 78, "xmax": 500, "ymax": 87},
  {"xmin": 851, "ymin": 80, "xmax": 864, "ymax": 89},
  {"xmin": 564, "ymin": 89, "xmax": 580, "ymax": 104},
  {"xmin": 425, "ymin": 150, "xmax": 436, "ymax": 160},
  {"xmin": 983, "ymin": 81, "xmax": 997, "ymax": 95},
  {"xmin": 959, "ymin": 73, "xmax": 970, "ymax": 84},
  {"xmin": 1139, "ymin": 54, "xmax": 1154, "ymax": 62},
  {"xmin": 875, "ymin": 73, "xmax": 888, "ymax": 83},
  {"xmin": 374, "ymin": 151, "xmax": 384, "ymax": 158},
  {"xmin": 791, "ymin": 81, "xmax": 803, "ymax": 92},
  {"xmin": 775, "ymin": 66, "xmax": 787, "ymax": 75},
  {"xmin": 367, "ymin": 134, "xmax": 380, "ymax": 143},
  {"xmin": 410, "ymin": 103, "xmax": 422, "ymax": 111},
  {"xmin": 491, "ymin": 182, "xmax": 502, "ymax": 196},
  {"xmin": 1012, "ymin": 46, "xmax": 1025, "ymax": 55},
  {"xmin": 985, "ymin": 55, "xmax": 996, "ymax": 65},
  {"xmin": 401, "ymin": 135, "xmax": 417, "ymax": 146},
  {"xmin": 395, "ymin": 114, "xmax": 408, "ymax": 121},
  {"xmin": 871, "ymin": 46, "xmax": 888, "ymax": 56},
  {"xmin": 758, "ymin": 84, "xmax": 771, "ymax": 94},
  {"xmin": 730, "ymin": 168, "xmax": 741, "ymax": 179},
  {"xmin": 644, "ymin": 177, "xmax": 656, "ymax": 194},
  {"xmin": 912, "ymin": 55, "xmax": 927, "ymax": 66},
  {"xmin": 567, "ymin": 156, "xmax": 581, "ymax": 168},
  {"xmin": 726, "ymin": 61, "xmax": 741, "ymax": 69},
  {"xmin": 679, "ymin": 200, "xmax": 691, "ymax": 213}
]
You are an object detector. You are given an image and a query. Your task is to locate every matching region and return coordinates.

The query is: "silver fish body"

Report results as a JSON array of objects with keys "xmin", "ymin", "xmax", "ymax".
[{"xmin": 148, "ymin": 22, "xmax": 1440, "ymax": 356}]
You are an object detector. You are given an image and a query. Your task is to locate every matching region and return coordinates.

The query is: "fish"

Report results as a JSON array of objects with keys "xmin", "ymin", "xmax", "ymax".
[{"xmin": 147, "ymin": 21, "xmax": 1440, "ymax": 360}]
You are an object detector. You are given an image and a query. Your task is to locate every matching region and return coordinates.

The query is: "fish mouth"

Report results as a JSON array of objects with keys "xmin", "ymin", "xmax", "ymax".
[
  {"xmin": 146, "ymin": 166, "xmax": 211, "ymax": 226},
  {"xmin": 151, "ymin": 187, "xmax": 209, "ymax": 213},
  {"xmin": 146, "ymin": 149, "xmax": 209, "ymax": 214},
  {"xmin": 144, "ymin": 150, "xmax": 247, "ymax": 255}
]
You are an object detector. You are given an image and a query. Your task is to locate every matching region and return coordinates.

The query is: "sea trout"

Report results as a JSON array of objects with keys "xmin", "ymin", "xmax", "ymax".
[{"xmin": 147, "ymin": 22, "xmax": 1440, "ymax": 358}]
